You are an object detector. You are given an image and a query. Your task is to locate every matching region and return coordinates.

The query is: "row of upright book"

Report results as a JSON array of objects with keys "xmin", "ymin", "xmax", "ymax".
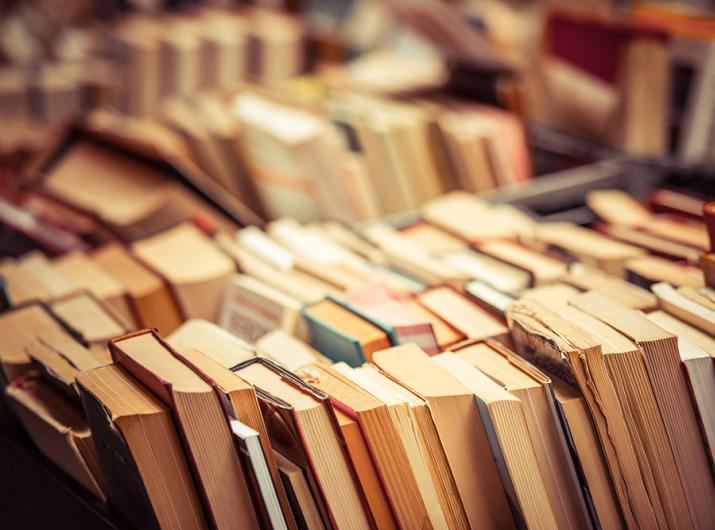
[
  {"xmin": 7, "ymin": 1, "xmax": 715, "ymax": 165},
  {"xmin": 0, "ymin": 6, "xmax": 305, "ymax": 151},
  {"xmin": 2, "ymin": 169, "xmax": 715, "ymax": 529}
]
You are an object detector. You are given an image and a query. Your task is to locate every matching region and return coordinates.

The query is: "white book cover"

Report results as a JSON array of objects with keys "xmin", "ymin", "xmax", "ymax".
[{"xmin": 230, "ymin": 420, "xmax": 288, "ymax": 530}]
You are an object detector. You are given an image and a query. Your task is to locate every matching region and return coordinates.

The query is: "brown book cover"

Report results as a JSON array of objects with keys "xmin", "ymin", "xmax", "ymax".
[{"xmin": 110, "ymin": 329, "xmax": 259, "ymax": 530}]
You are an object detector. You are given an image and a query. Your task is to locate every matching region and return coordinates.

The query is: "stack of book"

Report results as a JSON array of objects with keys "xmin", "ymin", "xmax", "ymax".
[
  {"xmin": 0, "ymin": 6, "xmax": 306, "ymax": 155},
  {"xmin": 2, "ymin": 125, "xmax": 714, "ymax": 528},
  {"xmin": 2, "ymin": 3, "xmax": 715, "ymax": 530}
]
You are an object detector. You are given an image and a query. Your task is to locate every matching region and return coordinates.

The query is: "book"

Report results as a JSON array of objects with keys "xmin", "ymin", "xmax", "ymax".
[
  {"xmin": 0, "ymin": 304, "xmax": 56, "ymax": 384},
  {"xmin": 167, "ymin": 319, "xmax": 255, "ymax": 368},
  {"xmin": 421, "ymin": 192, "xmax": 535, "ymax": 243},
  {"xmin": 397, "ymin": 222, "xmax": 467, "ymax": 254},
  {"xmin": 0, "ymin": 303, "xmax": 109, "ymax": 395},
  {"xmin": 303, "ymin": 297, "xmax": 392, "ymax": 366},
  {"xmin": 550, "ymin": 376, "xmax": 625, "ymax": 530},
  {"xmin": 620, "ymin": 35, "xmax": 669, "ymax": 156},
  {"xmin": 299, "ymin": 369, "xmax": 396, "ymax": 528},
  {"xmin": 570, "ymin": 290, "xmax": 715, "ymax": 529},
  {"xmin": 329, "ymin": 362, "xmax": 454, "ymax": 529},
  {"xmin": 219, "ymin": 274, "xmax": 304, "ymax": 344},
  {"xmin": 506, "ymin": 299, "xmax": 661, "ymax": 530},
  {"xmin": 255, "ymin": 329, "xmax": 331, "ymax": 372},
  {"xmin": 452, "ymin": 341, "xmax": 593, "ymax": 530},
  {"xmin": 34, "ymin": 132, "xmax": 241, "ymax": 240},
  {"xmin": 191, "ymin": 95, "xmax": 262, "ymax": 210},
  {"xmin": 433, "ymin": 352, "xmax": 560, "ymax": 529},
  {"xmin": 562, "ymin": 263, "xmax": 656, "ymax": 310},
  {"xmin": 0, "ymin": 251, "xmax": 76, "ymax": 305},
  {"xmin": 647, "ymin": 309, "xmax": 715, "ymax": 356},
  {"xmin": 668, "ymin": 36, "xmax": 715, "ymax": 163},
  {"xmin": 92, "ymin": 241, "xmax": 183, "ymax": 335},
  {"xmin": 132, "ymin": 222, "xmax": 235, "ymax": 321},
  {"xmin": 441, "ymin": 248, "xmax": 532, "ymax": 294},
  {"xmin": 110, "ymin": 330, "xmax": 260, "ymax": 530},
  {"xmin": 175, "ymin": 348, "xmax": 295, "ymax": 530},
  {"xmin": 414, "ymin": 286, "xmax": 508, "ymax": 341},
  {"xmin": 372, "ymin": 344, "xmax": 524, "ymax": 529},
  {"xmin": 232, "ymin": 358, "xmax": 371, "ymax": 530},
  {"xmin": 266, "ymin": 218, "xmax": 374, "ymax": 291},
  {"xmin": 346, "ymin": 284, "xmax": 439, "ymax": 355},
  {"xmin": 645, "ymin": 312, "xmax": 715, "ymax": 466},
  {"xmin": 7, "ymin": 375, "xmax": 106, "ymax": 500},
  {"xmin": 677, "ymin": 286, "xmax": 715, "ymax": 312},
  {"xmin": 463, "ymin": 280, "xmax": 516, "ymax": 316},
  {"xmin": 361, "ymin": 222, "xmax": 467, "ymax": 284},
  {"xmin": 247, "ymin": 9, "xmax": 305, "ymax": 82},
  {"xmin": 531, "ymin": 222, "xmax": 645, "ymax": 276},
  {"xmin": 624, "ymin": 256, "xmax": 704, "ymax": 288},
  {"xmin": 611, "ymin": 215, "xmax": 707, "ymax": 252},
  {"xmin": 477, "ymin": 240, "xmax": 568, "ymax": 286},
  {"xmin": 586, "ymin": 189, "xmax": 652, "ymax": 227},
  {"xmin": 195, "ymin": 12, "xmax": 247, "ymax": 90},
  {"xmin": 527, "ymin": 286, "xmax": 711, "ymax": 527},
  {"xmin": 216, "ymin": 230, "xmax": 336, "ymax": 304},
  {"xmin": 327, "ymin": 404, "xmax": 397, "ymax": 530},
  {"xmin": 273, "ymin": 450, "xmax": 324, "ymax": 530},
  {"xmin": 50, "ymin": 291, "xmax": 130, "ymax": 356},
  {"xmin": 54, "ymin": 251, "xmax": 135, "ymax": 327},
  {"xmin": 159, "ymin": 98, "xmax": 240, "ymax": 199},
  {"xmin": 357, "ymin": 362, "xmax": 470, "ymax": 527},
  {"xmin": 230, "ymin": 420, "xmax": 288, "ymax": 530},
  {"xmin": 77, "ymin": 364, "xmax": 207, "ymax": 530},
  {"xmin": 405, "ymin": 298, "xmax": 464, "ymax": 349},
  {"xmin": 598, "ymin": 223, "xmax": 702, "ymax": 263},
  {"xmin": 232, "ymin": 92, "xmax": 354, "ymax": 223},
  {"xmin": 301, "ymin": 362, "xmax": 434, "ymax": 528},
  {"xmin": 653, "ymin": 283, "xmax": 715, "ymax": 336},
  {"xmin": 158, "ymin": 20, "xmax": 201, "ymax": 99}
]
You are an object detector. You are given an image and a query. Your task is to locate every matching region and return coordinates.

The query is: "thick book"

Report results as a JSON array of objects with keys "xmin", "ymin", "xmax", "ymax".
[
  {"xmin": 372, "ymin": 344, "xmax": 519, "ymax": 530},
  {"xmin": 302, "ymin": 297, "xmax": 391, "ymax": 366},
  {"xmin": 273, "ymin": 450, "xmax": 324, "ymax": 530},
  {"xmin": 77, "ymin": 364, "xmax": 207, "ymax": 530},
  {"xmin": 232, "ymin": 357, "xmax": 371, "ymax": 530},
  {"xmin": 434, "ymin": 352, "xmax": 559, "ymax": 530},
  {"xmin": 506, "ymin": 299, "xmax": 660, "ymax": 530},
  {"xmin": 346, "ymin": 284, "xmax": 439, "ymax": 355},
  {"xmin": 175, "ymin": 348, "xmax": 296, "ymax": 530},
  {"xmin": 92, "ymin": 241, "xmax": 183, "ymax": 335},
  {"xmin": 414, "ymin": 285, "xmax": 507, "ymax": 341},
  {"xmin": 0, "ymin": 302, "xmax": 109, "ymax": 396},
  {"xmin": 646, "ymin": 311, "xmax": 715, "ymax": 466},
  {"xmin": 452, "ymin": 341, "xmax": 594, "ymax": 530},
  {"xmin": 53, "ymin": 251, "xmax": 135, "ymax": 326},
  {"xmin": 0, "ymin": 251, "xmax": 76, "ymax": 306},
  {"xmin": 167, "ymin": 318, "xmax": 255, "ymax": 368},
  {"xmin": 132, "ymin": 222, "xmax": 235, "ymax": 322},
  {"xmin": 110, "ymin": 329, "xmax": 260, "ymax": 530},
  {"xmin": 570, "ymin": 291, "xmax": 715, "ymax": 529},
  {"xmin": 349, "ymin": 363, "xmax": 468, "ymax": 530},
  {"xmin": 7, "ymin": 374, "xmax": 106, "ymax": 501},
  {"xmin": 530, "ymin": 222, "xmax": 645, "ymax": 276},
  {"xmin": 50, "ymin": 291, "xmax": 130, "ymax": 357},
  {"xmin": 219, "ymin": 273, "xmax": 303, "ymax": 344},
  {"xmin": 28, "ymin": 123, "xmax": 261, "ymax": 238},
  {"xmin": 305, "ymin": 362, "xmax": 439, "ymax": 529}
]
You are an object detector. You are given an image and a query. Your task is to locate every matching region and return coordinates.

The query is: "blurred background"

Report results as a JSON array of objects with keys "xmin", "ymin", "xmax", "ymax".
[{"xmin": 1, "ymin": 0, "xmax": 714, "ymax": 247}]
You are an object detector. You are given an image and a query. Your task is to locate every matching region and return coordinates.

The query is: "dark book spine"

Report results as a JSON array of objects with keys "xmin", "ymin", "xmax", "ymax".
[{"xmin": 77, "ymin": 382, "xmax": 160, "ymax": 530}]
